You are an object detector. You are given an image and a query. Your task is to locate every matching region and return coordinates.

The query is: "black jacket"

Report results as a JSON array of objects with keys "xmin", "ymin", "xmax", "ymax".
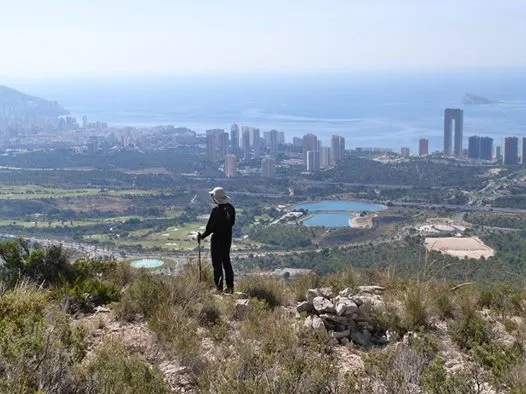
[{"xmin": 200, "ymin": 203, "xmax": 235, "ymax": 242}]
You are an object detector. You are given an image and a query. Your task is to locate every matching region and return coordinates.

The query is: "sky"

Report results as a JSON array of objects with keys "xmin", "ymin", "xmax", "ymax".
[{"xmin": 1, "ymin": 0, "xmax": 526, "ymax": 78}]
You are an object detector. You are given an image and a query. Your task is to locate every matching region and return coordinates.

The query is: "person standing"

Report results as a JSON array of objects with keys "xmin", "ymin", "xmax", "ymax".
[{"xmin": 198, "ymin": 187, "xmax": 236, "ymax": 293}]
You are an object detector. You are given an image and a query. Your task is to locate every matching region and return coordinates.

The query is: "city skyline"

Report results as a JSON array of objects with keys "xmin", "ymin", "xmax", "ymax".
[{"xmin": 2, "ymin": 1, "xmax": 526, "ymax": 78}]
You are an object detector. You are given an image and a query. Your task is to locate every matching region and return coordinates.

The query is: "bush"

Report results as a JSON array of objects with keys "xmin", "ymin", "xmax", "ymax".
[
  {"xmin": 289, "ymin": 271, "xmax": 319, "ymax": 302},
  {"xmin": 0, "ymin": 284, "xmax": 87, "ymax": 392},
  {"xmin": 431, "ymin": 284, "xmax": 455, "ymax": 320},
  {"xmin": 114, "ymin": 273, "xmax": 167, "ymax": 321},
  {"xmin": 149, "ymin": 302, "xmax": 202, "ymax": 368},
  {"xmin": 238, "ymin": 275, "xmax": 288, "ymax": 309},
  {"xmin": 451, "ymin": 304, "xmax": 489, "ymax": 350},
  {"xmin": 319, "ymin": 267, "xmax": 359, "ymax": 293},
  {"xmin": 79, "ymin": 339, "xmax": 170, "ymax": 393},
  {"xmin": 403, "ymin": 285, "xmax": 429, "ymax": 330},
  {"xmin": 202, "ymin": 300, "xmax": 338, "ymax": 393}
]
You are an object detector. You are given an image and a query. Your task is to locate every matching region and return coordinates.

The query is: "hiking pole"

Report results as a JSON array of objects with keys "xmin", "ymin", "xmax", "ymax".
[{"xmin": 198, "ymin": 234, "xmax": 202, "ymax": 282}]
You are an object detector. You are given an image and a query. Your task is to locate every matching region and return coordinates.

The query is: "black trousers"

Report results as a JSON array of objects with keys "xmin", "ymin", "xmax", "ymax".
[{"xmin": 210, "ymin": 238, "xmax": 234, "ymax": 290}]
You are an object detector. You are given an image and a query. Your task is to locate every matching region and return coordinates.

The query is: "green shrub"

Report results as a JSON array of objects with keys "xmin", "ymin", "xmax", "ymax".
[
  {"xmin": 404, "ymin": 285, "xmax": 429, "ymax": 330},
  {"xmin": 451, "ymin": 306, "xmax": 489, "ymax": 350},
  {"xmin": 202, "ymin": 302, "xmax": 337, "ymax": 393},
  {"xmin": 149, "ymin": 302, "xmax": 202, "ymax": 367},
  {"xmin": 432, "ymin": 285, "xmax": 455, "ymax": 320},
  {"xmin": 114, "ymin": 273, "xmax": 167, "ymax": 321},
  {"xmin": 421, "ymin": 358, "xmax": 478, "ymax": 394},
  {"xmin": 319, "ymin": 267, "xmax": 359, "ymax": 293},
  {"xmin": 80, "ymin": 340, "xmax": 170, "ymax": 394},
  {"xmin": 238, "ymin": 275, "xmax": 288, "ymax": 309},
  {"xmin": 0, "ymin": 285, "xmax": 87, "ymax": 392},
  {"xmin": 289, "ymin": 271, "xmax": 319, "ymax": 302}
]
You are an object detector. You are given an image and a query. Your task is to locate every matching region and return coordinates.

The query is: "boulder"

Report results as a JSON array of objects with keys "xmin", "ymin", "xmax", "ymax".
[
  {"xmin": 318, "ymin": 287, "xmax": 333, "ymax": 299},
  {"xmin": 340, "ymin": 337, "xmax": 350, "ymax": 346},
  {"xmin": 234, "ymin": 299, "xmax": 251, "ymax": 320},
  {"xmin": 357, "ymin": 285, "xmax": 385, "ymax": 294},
  {"xmin": 296, "ymin": 301, "xmax": 314, "ymax": 314},
  {"xmin": 331, "ymin": 329, "xmax": 351, "ymax": 339},
  {"xmin": 304, "ymin": 315, "xmax": 327, "ymax": 334},
  {"xmin": 319, "ymin": 313, "xmax": 348, "ymax": 325},
  {"xmin": 313, "ymin": 297, "xmax": 336, "ymax": 314},
  {"xmin": 339, "ymin": 288, "xmax": 354, "ymax": 298},
  {"xmin": 306, "ymin": 289, "xmax": 319, "ymax": 303},
  {"xmin": 335, "ymin": 298, "xmax": 358, "ymax": 316},
  {"xmin": 351, "ymin": 329, "xmax": 372, "ymax": 347},
  {"xmin": 350, "ymin": 296, "xmax": 364, "ymax": 307}
]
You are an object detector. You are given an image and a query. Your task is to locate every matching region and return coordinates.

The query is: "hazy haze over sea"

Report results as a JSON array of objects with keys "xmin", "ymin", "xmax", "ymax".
[{"xmin": 11, "ymin": 70, "xmax": 526, "ymax": 152}]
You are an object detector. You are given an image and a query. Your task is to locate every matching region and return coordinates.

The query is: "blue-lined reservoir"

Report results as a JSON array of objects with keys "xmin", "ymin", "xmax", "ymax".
[{"xmin": 294, "ymin": 200, "xmax": 385, "ymax": 227}]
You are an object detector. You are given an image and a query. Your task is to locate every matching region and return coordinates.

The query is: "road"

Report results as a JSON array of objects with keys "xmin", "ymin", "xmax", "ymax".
[{"xmin": 392, "ymin": 201, "xmax": 526, "ymax": 214}]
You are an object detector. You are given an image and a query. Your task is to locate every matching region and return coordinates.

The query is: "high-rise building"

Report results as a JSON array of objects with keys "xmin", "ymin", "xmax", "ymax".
[
  {"xmin": 224, "ymin": 154, "xmax": 237, "ymax": 177},
  {"xmin": 219, "ymin": 132, "xmax": 229, "ymax": 160},
  {"xmin": 261, "ymin": 156, "xmax": 276, "ymax": 178},
  {"xmin": 444, "ymin": 108, "xmax": 464, "ymax": 157},
  {"xmin": 496, "ymin": 145, "xmax": 502, "ymax": 162},
  {"xmin": 269, "ymin": 129, "xmax": 278, "ymax": 157},
  {"xmin": 252, "ymin": 128, "xmax": 261, "ymax": 158},
  {"xmin": 306, "ymin": 150, "xmax": 320, "ymax": 172},
  {"xmin": 82, "ymin": 115, "xmax": 88, "ymax": 130},
  {"xmin": 230, "ymin": 124, "xmax": 239, "ymax": 153},
  {"xmin": 206, "ymin": 129, "xmax": 226, "ymax": 162},
  {"xmin": 401, "ymin": 147, "xmax": 410, "ymax": 158},
  {"xmin": 504, "ymin": 137, "xmax": 519, "ymax": 165},
  {"xmin": 292, "ymin": 137, "xmax": 303, "ymax": 152},
  {"xmin": 320, "ymin": 146, "xmax": 331, "ymax": 168},
  {"xmin": 206, "ymin": 132, "xmax": 216, "ymax": 162},
  {"xmin": 331, "ymin": 135, "xmax": 345, "ymax": 163},
  {"xmin": 303, "ymin": 133, "xmax": 318, "ymax": 168},
  {"xmin": 522, "ymin": 138, "xmax": 526, "ymax": 165},
  {"xmin": 468, "ymin": 136, "xmax": 481, "ymax": 159},
  {"xmin": 242, "ymin": 128, "xmax": 251, "ymax": 160},
  {"xmin": 419, "ymin": 139, "xmax": 429, "ymax": 156},
  {"xmin": 277, "ymin": 131, "xmax": 285, "ymax": 145},
  {"xmin": 480, "ymin": 137, "xmax": 493, "ymax": 161}
]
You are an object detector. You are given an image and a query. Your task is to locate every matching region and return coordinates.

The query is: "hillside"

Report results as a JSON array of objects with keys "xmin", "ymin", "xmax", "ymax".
[
  {"xmin": 1, "ymin": 238, "xmax": 525, "ymax": 393},
  {"xmin": 0, "ymin": 85, "xmax": 68, "ymax": 120}
]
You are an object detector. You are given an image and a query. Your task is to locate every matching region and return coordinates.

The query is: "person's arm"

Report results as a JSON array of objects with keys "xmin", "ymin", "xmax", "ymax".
[
  {"xmin": 199, "ymin": 208, "xmax": 216, "ymax": 240},
  {"xmin": 232, "ymin": 206, "xmax": 236, "ymax": 226}
]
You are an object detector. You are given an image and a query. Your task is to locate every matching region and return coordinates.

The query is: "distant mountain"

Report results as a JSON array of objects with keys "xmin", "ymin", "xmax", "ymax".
[
  {"xmin": 463, "ymin": 93, "xmax": 496, "ymax": 105},
  {"xmin": 0, "ymin": 85, "xmax": 69, "ymax": 120}
]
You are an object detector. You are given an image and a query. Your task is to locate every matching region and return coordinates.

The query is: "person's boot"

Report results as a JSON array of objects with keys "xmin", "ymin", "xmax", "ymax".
[{"xmin": 224, "ymin": 287, "xmax": 234, "ymax": 295}]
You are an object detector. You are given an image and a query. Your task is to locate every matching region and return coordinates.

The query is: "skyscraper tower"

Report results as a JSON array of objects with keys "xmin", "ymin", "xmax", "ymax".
[
  {"xmin": 252, "ymin": 128, "xmax": 261, "ymax": 158},
  {"xmin": 269, "ymin": 129, "xmax": 278, "ymax": 157},
  {"xmin": 419, "ymin": 138, "xmax": 429, "ymax": 156},
  {"xmin": 504, "ymin": 137, "xmax": 519, "ymax": 165},
  {"xmin": 242, "ymin": 128, "xmax": 251, "ymax": 160},
  {"xmin": 224, "ymin": 154, "xmax": 237, "ymax": 177},
  {"xmin": 480, "ymin": 137, "xmax": 493, "ymax": 161},
  {"xmin": 320, "ymin": 146, "xmax": 331, "ymax": 168},
  {"xmin": 218, "ymin": 132, "xmax": 229, "ymax": 160},
  {"xmin": 261, "ymin": 156, "xmax": 276, "ymax": 178},
  {"xmin": 444, "ymin": 108, "xmax": 464, "ymax": 157},
  {"xmin": 206, "ymin": 131, "xmax": 216, "ymax": 162},
  {"xmin": 468, "ymin": 136, "xmax": 481, "ymax": 159},
  {"xmin": 230, "ymin": 123, "xmax": 239, "ymax": 153},
  {"xmin": 331, "ymin": 135, "xmax": 345, "ymax": 163},
  {"xmin": 522, "ymin": 137, "xmax": 526, "ymax": 165},
  {"xmin": 306, "ymin": 150, "xmax": 320, "ymax": 172},
  {"xmin": 303, "ymin": 133, "xmax": 318, "ymax": 168}
]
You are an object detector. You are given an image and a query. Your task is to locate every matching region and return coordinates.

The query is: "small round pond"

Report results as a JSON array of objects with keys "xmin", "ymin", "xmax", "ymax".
[{"xmin": 130, "ymin": 259, "xmax": 164, "ymax": 269}]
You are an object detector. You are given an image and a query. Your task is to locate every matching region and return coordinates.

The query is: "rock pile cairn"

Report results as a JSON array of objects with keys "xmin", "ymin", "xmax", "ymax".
[{"xmin": 299, "ymin": 286, "xmax": 388, "ymax": 348}]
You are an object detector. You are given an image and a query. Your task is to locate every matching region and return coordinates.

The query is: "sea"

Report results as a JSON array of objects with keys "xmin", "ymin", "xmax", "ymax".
[{"xmin": 11, "ymin": 70, "xmax": 526, "ymax": 152}]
